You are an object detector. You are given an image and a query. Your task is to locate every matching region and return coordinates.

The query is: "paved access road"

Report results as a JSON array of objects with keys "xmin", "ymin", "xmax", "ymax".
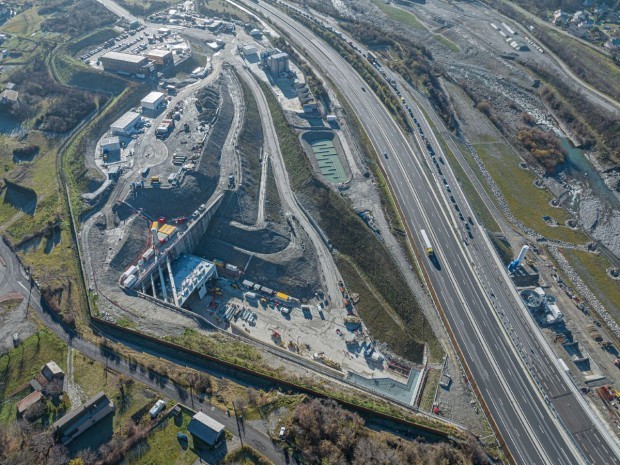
[
  {"xmin": 0, "ymin": 240, "xmax": 287, "ymax": 465},
  {"xmin": 238, "ymin": 1, "xmax": 620, "ymax": 463}
]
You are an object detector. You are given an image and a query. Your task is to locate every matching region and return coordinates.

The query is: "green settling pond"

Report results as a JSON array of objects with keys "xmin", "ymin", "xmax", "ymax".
[{"xmin": 308, "ymin": 137, "xmax": 347, "ymax": 183}]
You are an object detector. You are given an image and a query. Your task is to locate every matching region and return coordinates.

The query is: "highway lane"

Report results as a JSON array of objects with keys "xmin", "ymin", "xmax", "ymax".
[{"xmin": 238, "ymin": 1, "xmax": 620, "ymax": 463}]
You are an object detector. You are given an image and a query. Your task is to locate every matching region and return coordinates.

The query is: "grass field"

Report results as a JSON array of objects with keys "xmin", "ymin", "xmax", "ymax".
[
  {"xmin": 196, "ymin": 0, "xmax": 250, "ymax": 22},
  {"xmin": 53, "ymin": 49, "xmax": 128, "ymax": 94},
  {"xmin": 221, "ymin": 446, "xmax": 274, "ymax": 465},
  {"xmin": 73, "ymin": 351, "xmax": 158, "ymax": 428},
  {"xmin": 1, "ymin": 7, "xmax": 43, "ymax": 35},
  {"xmin": 434, "ymin": 34, "xmax": 460, "ymax": 53},
  {"xmin": 127, "ymin": 410, "xmax": 197, "ymax": 465},
  {"xmin": 472, "ymin": 140, "xmax": 588, "ymax": 244},
  {"xmin": 370, "ymin": 0, "xmax": 427, "ymax": 30},
  {"xmin": 418, "ymin": 368, "xmax": 440, "ymax": 412},
  {"xmin": 168, "ymin": 330, "xmax": 264, "ymax": 369},
  {"xmin": 561, "ymin": 249, "xmax": 620, "ymax": 327},
  {"xmin": 0, "ymin": 328, "xmax": 67, "ymax": 398}
]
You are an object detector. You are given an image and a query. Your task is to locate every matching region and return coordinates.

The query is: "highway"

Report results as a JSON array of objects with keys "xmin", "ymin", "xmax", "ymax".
[{"xmin": 237, "ymin": 1, "xmax": 620, "ymax": 463}]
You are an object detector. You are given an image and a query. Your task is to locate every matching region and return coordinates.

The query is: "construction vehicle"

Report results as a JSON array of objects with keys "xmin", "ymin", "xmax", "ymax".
[{"xmin": 150, "ymin": 176, "xmax": 160, "ymax": 184}]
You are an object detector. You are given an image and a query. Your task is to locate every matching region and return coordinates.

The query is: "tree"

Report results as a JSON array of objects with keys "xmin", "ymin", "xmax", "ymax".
[{"xmin": 42, "ymin": 378, "xmax": 64, "ymax": 400}]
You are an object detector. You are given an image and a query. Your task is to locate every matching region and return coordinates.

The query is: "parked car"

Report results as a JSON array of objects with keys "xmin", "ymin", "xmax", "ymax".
[{"xmin": 279, "ymin": 427, "xmax": 286, "ymax": 439}]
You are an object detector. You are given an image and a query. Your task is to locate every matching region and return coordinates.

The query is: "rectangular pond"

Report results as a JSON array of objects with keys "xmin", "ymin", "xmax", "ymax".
[{"xmin": 308, "ymin": 137, "xmax": 348, "ymax": 184}]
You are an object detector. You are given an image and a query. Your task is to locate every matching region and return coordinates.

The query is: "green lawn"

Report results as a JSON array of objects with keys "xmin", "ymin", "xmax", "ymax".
[
  {"xmin": 0, "ymin": 328, "xmax": 67, "ymax": 397},
  {"xmin": 472, "ymin": 140, "xmax": 587, "ymax": 244},
  {"xmin": 73, "ymin": 351, "xmax": 156, "ymax": 429},
  {"xmin": 127, "ymin": 409, "xmax": 197, "ymax": 465},
  {"xmin": 370, "ymin": 0, "xmax": 427, "ymax": 30}
]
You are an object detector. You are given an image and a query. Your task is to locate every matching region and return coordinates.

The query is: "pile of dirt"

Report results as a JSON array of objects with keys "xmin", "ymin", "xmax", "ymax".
[
  {"xmin": 195, "ymin": 86, "xmax": 220, "ymax": 124},
  {"xmin": 108, "ymin": 216, "xmax": 149, "ymax": 275}
]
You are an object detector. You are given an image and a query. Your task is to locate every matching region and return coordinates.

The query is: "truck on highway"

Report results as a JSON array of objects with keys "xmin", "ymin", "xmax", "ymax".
[{"xmin": 420, "ymin": 229, "xmax": 433, "ymax": 256}]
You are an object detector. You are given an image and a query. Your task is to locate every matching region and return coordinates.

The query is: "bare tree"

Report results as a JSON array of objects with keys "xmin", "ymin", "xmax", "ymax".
[{"xmin": 43, "ymin": 378, "xmax": 64, "ymax": 400}]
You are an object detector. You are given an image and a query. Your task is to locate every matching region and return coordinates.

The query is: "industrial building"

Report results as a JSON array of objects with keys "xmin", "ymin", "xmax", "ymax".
[
  {"xmin": 520, "ymin": 287, "xmax": 564, "ymax": 325},
  {"xmin": 261, "ymin": 49, "xmax": 289, "ymax": 75},
  {"xmin": 147, "ymin": 49, "xmax": 174, "ymax": 67},
  {"xmin": 187, "ymin": 412, "xmax": 225, "ymax": 448},
  {"xmin": 110, "ymin": 111, "xmax": 141, "ymax": 136},
  {"xmin": 241, "ymin": 44, "xmax": 257, "ymax": 57},
  {"xmin": 100, "ymin": 136, "xmax": 121, "ymax": 153},
  {"xmin": 267, "ymin": 52, "xmax": 289, "ymax": 75},
  {"xmin": 172, "ymin": 254, "xmax": 217, "ymax": 307},
  {"xmin": 141, "ymin": 91, "xmax": 165, "ymax": 111},
  {"xmin": 101, "ymin": 51, "xmax": 154, "ymax": 77}
]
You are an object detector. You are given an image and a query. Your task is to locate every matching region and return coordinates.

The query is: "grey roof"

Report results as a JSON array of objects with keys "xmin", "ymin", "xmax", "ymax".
[
  {"xmin": 187, "ymin": 412, "xmax": 225, "ymax": 445},
  {"xmin": 43, "ymin": 361, "xmax": 63, "ymax": 376},
  {"xmin": 1, "ymin": 89, "xmax": 18, "ymax": 101},
  {"xmin": 102, "ymin": 51, "xmax": 148, "ymax": 64},
  {"xmin": 141, "ymin": 91, "xmax": 165, "ymax": 104},
  {"xmin": 101, "ymin": 136, "xmax": 120, "ymax": 146},
  {"xmin": 147, "ymin": 49, "xmax": 172, "ymax": 57},
  {"xmin": 53, "ymin": 391, "xmax": 112, "ymax": 431},
  {"xmin": 111, "ymin": 111, "xmax": 141, "ymax": 130}
]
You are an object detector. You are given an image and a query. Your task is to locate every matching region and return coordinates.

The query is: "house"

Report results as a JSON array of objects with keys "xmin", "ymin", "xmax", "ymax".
[
  {"xmin": 552, "ymin": 10, "xmax": 569, "ymax": 26},
  {"xmin": 571, "ymin": 11, "xmax": 588, "ymax": 24},
  {"xmin": 187, "ymin": 411, "xmax": 225, "ymax": 448},
  {"xmin": 0, "ymin": 89, "xmax": 18, "ymax": 105},
  {"xmin": 605, "ymin": 37, "xmax": 620, "ymax": 49},
  {"xmin": 52, "ymin": 392, "xmax": 115, "ymax": 445},
  {"xmin": 42, "ymin": 361, "xmax": 64, "ymax": 381},
  {"xmin": 16, "ymin": 391, "xmax": 43, "ymax": 417}
]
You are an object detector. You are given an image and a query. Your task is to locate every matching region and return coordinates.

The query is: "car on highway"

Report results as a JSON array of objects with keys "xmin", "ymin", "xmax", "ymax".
[
  {"xmin": 384, "ymin": 152, "xmax": 388, "ymax": 159},
  {"xmin": 361, "ymin": 86, "xmax": 366, "ymax": 92}
]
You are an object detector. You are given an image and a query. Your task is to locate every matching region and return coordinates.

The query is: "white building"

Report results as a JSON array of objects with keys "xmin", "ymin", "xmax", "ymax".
[
  {"xmin": 100, "ymin": 136, "xmax": 121, "ymax": 153},
  {"xmin": 241, "ymin": 44, "xmax": 257, "ymax": 57},
  {"xmin": 110, "ymin": 111, "xmax": 141, "ymax": 136},
  {"xmin": 141, "ymin": 91, "xmax": 165, "ymax": 111}
]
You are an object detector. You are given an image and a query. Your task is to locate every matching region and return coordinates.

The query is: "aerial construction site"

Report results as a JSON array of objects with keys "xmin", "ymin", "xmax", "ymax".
[{"xmin": 78, "ymin": 6, "xmax": 438, "ymax": 417}]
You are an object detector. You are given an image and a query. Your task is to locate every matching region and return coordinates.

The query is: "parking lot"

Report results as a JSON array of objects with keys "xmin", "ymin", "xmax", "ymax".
[{"xmin": 75, "ymin": 24, "xmax": 189, "ymax": 71}]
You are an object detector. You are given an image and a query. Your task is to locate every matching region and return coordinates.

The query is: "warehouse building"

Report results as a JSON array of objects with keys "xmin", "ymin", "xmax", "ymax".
[
  {"xmin": 110, "ymin": 111, "xmax": 141, "ymax": 136},
  {"xmin": 188, "ymin": 412, "xmax": 225, "ymax": 448},
  {"xmin": 141, "ymin": 91, "xmax": 165, "ymax": 111},
  {"xmin": 101, "ymin": 51, "xmax": 154, "ymax": 77},
  {"xmin": 147, "ymin": 49, "xmax": 174, "ymax": 68}
]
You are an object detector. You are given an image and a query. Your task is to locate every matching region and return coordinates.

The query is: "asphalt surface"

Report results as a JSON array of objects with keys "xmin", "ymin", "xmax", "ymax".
[
  {"xmin": 238, "ymin": 1, "xmax": 620, "ymax": 463},
  {"xmin": 0, "ymin": 240, "xmax": 288, "ymax": 465}
]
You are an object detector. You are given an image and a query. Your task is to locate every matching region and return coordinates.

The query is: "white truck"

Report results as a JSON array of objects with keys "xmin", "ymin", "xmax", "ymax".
[
  {"xmin": 149, "ymin": 399, "xmax": 166, "ymax": 418},
  {"xmin": 420, "ymin": 229, "xmax": 434, "ymax": 256}
]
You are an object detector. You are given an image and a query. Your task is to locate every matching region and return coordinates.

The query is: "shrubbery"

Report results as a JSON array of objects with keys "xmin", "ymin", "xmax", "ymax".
[
  {"xmin": 41, "ymin": 0, "xmax": 117, "ymax": 36},
  {"xmin": 289, "ymin": 399, "xmax": 490, "ymax": 464},
  {"xmin": 517, "ymin": 127, "xmax": 566, "ymax": 173},
  {"xmin": 10, "ymin": 58, "xmax": 102, "ymax": 133}
]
